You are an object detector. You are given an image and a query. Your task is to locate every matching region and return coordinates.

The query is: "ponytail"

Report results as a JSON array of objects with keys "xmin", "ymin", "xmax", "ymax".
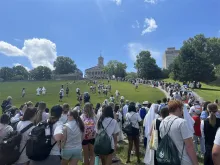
[
  {"xmin": 207, "ymin": 103, "xmax": 218, "ymax": 127},
  {"xmin": 209, "ymin": 112, "xmax": 216, "ymax": 127}
]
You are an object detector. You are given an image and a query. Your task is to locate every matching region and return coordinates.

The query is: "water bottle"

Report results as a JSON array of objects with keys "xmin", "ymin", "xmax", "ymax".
[{"xmin": 95, "ymin": 156, "xmax": 99, "ymax": 165}]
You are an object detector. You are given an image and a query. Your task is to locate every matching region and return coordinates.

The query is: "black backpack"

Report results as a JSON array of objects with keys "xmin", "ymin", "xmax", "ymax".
[
  {"xmin": 156, "ymin": 118, "xmax": 184, "ymax": 165},
  {"xmin": 94, "ymin": 119, "xmax": 113, "ymax": 155},
  {"xmin": 122, "ymin": 113, "xmax": 136, "ymax": 135},
  {"xmin": 0, "ymin": 123, "xmax": 34, "ymax": 165},
  {"xmin": 26, "ymin": 121, "xmax": 56, "ymax": 161}
]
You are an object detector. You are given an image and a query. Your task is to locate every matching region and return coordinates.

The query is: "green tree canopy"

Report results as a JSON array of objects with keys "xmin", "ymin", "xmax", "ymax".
[
  {"xmin": 12, "ymin": 65, "xmax": 29, "ymax": 80},
  {"xmin": 125, "ymin": 72, "xmax": 138, "ymax": 80},
  {"xmin": 53, "ymin": 56, "xmax": 77, "ymax": 74},
  {"xmin": 0, "ymin": 67, "xmax": 14, "ymax": 81},
  {"xmin": 104, "ymin": 60, "xmax": 127, "ymax": 78},
  {"xmin": 170, "ymin": 34, "xmax": 216, "ymax": 82},
  {"xmin": 30, "ymin": 66, "xmax": 52, "ymax": 80},
  {"xmin": 134, "ymin": 51, "xmax": 161, "ymax": 79}
]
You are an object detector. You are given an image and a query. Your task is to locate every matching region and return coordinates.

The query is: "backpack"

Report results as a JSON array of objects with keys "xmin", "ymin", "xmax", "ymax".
[
  {"xmin": 94, "ymin": 119, "xmax": 113, "ymax": 155},
  {"xmin": 0, "ymin": 123, "xmax": 34, "ymax": 165},
  {"xmin": 1, "ymin": 100, "xmax": 9, "ymax": 112},
  {"xmin": 122, "ymin": 113, "xmax": 136, "ymax": 135},
  {"xmin": 83, "ymin": 116, "xmax": 96, "ymax": 140},
  {"xmin": 156, "ymin": 118, "xmax": 184, "ymax": 165},
  {"xmin": 139, "ymin": 108, "xmax": 147, "ymax": 120},
  {"xmin": 26, "ymin": 121, "xmax": 56, "ymax": 161}
]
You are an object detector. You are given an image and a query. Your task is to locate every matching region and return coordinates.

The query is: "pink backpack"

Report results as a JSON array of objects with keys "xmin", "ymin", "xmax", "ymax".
[{"xmin": 83, "ymin": 116, "xmax": 96, "ymax": 140}]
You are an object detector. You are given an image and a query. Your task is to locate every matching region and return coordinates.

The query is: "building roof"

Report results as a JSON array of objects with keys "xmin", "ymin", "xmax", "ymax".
[{"xmin": 85, "ymin": 65, "xmax": 104, "ymax": 71}]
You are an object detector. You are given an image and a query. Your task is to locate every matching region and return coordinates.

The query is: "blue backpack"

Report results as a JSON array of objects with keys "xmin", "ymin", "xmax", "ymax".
[{"xmin": 139, "ymin": 108, "xmax": 147, "ymax": 120}]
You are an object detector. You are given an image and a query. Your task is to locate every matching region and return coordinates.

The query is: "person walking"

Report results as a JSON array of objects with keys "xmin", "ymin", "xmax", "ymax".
[
  {"xmin": 96, "ymin": 106, "xmax": 120, "ymax": 165},
  {"xmin": 125, "ymin": 102, "xmax": 142, "ymax": 164},
  {"xmin": 81, "ymin": 103, "xmax": 96, "ymax": 165},
  {"xmin": 61, "ymin": 109, "xmax": 85, "ymax": 165},
  {"xmin": 159, "ymin": 100, "xmax": 198, "ymax": 165},
  {"xmin": 201, "ymin": 103, "xmax": 220, "ymax": 165}
]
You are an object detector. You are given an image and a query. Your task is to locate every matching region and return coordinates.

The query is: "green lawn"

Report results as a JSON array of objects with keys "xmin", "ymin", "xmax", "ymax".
[
  {"xmin": 0, "ymin": 80, "xmax": 165, "ymax": 109},
  {"xmin": 163, "ymin": 78, "xmax": 220, "ymax": 102}
]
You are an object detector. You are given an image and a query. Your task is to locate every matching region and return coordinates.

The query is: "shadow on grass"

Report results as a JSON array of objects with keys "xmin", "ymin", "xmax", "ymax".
[{"xmin": 199, "ymin": 88, "xmax": 220, "ymax": 91}]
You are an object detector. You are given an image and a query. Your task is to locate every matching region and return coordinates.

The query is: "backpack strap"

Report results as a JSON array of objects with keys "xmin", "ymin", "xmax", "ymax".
[
  {"xmin": 20, "ymin": 123, "xmax": 34, "ymax": 134},
  {"xmin": 102, "ymin": 119, "xmax": 113, "ymax": 131},
  {"xmin": 19, "ymin": 123, "xmax": 34, "ymax": 155},
  {"xmin": 165, "ymin": 117, "xmax": 178, "ymax": 134}
]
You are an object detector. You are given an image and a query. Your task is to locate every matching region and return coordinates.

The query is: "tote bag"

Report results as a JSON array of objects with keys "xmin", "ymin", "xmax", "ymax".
[{"xmin": 149, "ymin": 119, "xmax": 158, "ymax": 150}]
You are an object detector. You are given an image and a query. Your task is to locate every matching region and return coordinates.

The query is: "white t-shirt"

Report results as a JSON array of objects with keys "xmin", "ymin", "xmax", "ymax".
[
  {"xmin": 50, "ymin": 121, "xmax": 63, "ymax": 155},
  {"xmin": 214, "ymin": 128, "xmax": 220, "ymax": 146},
  {"xmin": 63, "ymin": 120, "xmax": 82, "ymax": 149},
  {"xmin": 160, "ymin": 115, "xmax": 193, "ymax": 165},
  {"xmin": 59, "ymin": 114, "xmax": 68, "ymax": 124},
  {"xmin": 122, "ymin": 105, "xmax": 128, "ymax": 117},
  {"xmin": 42, "ymin": 112, "xmax": 50, "ymax": 122},
  {"xmin": 96, "ymin": 117, "xmax": 120, "ymax": 149},
  {"xmin": 16, "ymin": 121, "xmax": 35, "ymax": 164},
  {"xmin": 60, "ymin": 89, "xmax": 64, "ymax": 96},
  {"xmin": 126, "ymin": 112, "xmax": 142, "ymax": 129},
  {"xmin": 76, "ymin": 88, "xmax": 79, "ymax": 92}
]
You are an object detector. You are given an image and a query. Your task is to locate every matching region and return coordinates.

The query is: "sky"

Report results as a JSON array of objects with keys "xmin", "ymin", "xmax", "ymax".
[{"xmin": 0, "ymin": 0, "xmax": 219, "ymax": 73}]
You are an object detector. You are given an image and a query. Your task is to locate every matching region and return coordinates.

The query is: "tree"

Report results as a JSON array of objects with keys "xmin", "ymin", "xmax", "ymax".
[
  {"xmin": 12, "ymin": 65, "xmax": 29, "ymax": 80},
  {"xmin": 104, "ymin": 60, "xmax": 127, "ymax": 78},
  {"xmin": 125, "ymin": 72, "xmax": 138, "ymax": 80},
  {"xmin": 171, "ymin": 34, "xmax": 216, "ymax": 82},
  {"xmin": 206, "ymin": 37, "xmax": 220, "ymax": 66},
  {"xmin": 53, "ymin": 56, "xmax": 77, "ymax": 74},
  {"xmin": 30, "ymin": 66, "xmax": 52, "ymax": 80},
  {"xmin": 161, "ymin": 69, "xmax": 170, "ymax": 79},
  {"xmin": 134, "ymin": 51, "xmax": 162, "ymax": 79},
  {"xmin": 0, "ymin": 67, "xmax": 14, "ymax": 81}
]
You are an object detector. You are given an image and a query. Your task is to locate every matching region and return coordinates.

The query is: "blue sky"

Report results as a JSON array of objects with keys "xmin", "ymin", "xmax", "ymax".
[{"xmin": 0, "ymin": 0, "xmax": 219, "ymax": 73}]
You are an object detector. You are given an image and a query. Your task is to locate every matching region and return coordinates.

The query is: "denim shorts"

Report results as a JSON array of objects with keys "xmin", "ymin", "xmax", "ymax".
[{"xmin": 61, "ymin": 148, "xmax": 82, "ymax": 160}]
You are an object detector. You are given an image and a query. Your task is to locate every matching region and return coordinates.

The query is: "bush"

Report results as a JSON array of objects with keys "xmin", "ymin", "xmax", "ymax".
[{"xmin": 11, "ymin": 75, "xmax": 24, "ymax": 80}]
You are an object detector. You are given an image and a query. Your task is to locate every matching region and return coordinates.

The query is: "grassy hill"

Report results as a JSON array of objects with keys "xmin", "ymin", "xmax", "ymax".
[{"xmin": 0, "ymin": 80, "xmax": 165, "ymax": 109}]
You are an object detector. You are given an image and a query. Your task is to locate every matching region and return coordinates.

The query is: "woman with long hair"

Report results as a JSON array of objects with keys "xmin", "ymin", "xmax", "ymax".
[
  {"xmin": 30, "ymin": 105, "xmax": 63, "ymax": 165},
  {"xmin": 35, "ymin": 102, "xmax": 49, "ymax": 124},
  {"xmin": 61, "ymin": 108, "xmax": 85, "ymax": 165},
  {"xmin": 80, "ymin": 103, "xmax": 96, "ymax": 165},
  {"xmin": 16, "ymin": 107, "xmax": 36, "ymax": 165},
  {"xmin": 125, "ymin": 103, "xmax": 142, "ymax": 164},
  {"xmin": 96, "ymin": 106, "xmax": 120, "ymax": 165},
  {"xmin": 95, "ymin": 103, "xmax": 101, "ymax": 115},
  {"xmin": 59, "ymin": 103, "xmax": 70, "ymax": 124},
  {"xmin": 114, "ymin": 104, "xmax": 124, "ymax": 142},
  {"xmin": 201, "ymin": 103, "xmax": 220, "ymax": 165}
]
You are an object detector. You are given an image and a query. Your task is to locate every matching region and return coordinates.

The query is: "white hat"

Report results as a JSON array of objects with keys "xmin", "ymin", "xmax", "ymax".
[{"xmin": 143, "ymin": 101, "xmax": 149, "ymax": 105}]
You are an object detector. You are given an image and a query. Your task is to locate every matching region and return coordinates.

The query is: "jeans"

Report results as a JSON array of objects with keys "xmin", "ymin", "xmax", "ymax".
[{"xmin": 193, "ymin": 135, "xmax": 205, "ymax": 154}]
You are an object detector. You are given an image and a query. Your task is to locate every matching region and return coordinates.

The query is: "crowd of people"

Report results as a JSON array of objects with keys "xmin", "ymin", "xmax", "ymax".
[{"xmin": 1, "ymin": 80, "xmax": 220, "ymax": 165}]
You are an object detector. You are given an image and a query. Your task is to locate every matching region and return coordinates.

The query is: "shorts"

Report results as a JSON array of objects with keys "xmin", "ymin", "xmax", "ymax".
[
  {"xmin": 76, "ymin": 92, "xmax": 80, "ymax": 95},
  {"xmin": 60, "ymin": 95, "xmax": 63, "ymax": 99},
  {"xmin": 61, "ymin": 148, "xmax": 82, "ymax": 160},
  {"xmin": 126, "ymin": 127, "xmax": 139, "ymax": 137},
  {"xmin": 82, "ymin": 139, "xmax": 95, "ymax": 145}
]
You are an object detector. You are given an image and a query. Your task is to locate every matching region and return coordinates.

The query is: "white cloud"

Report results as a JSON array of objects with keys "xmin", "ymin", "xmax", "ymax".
[
  {"xmin": 144, "ymin": 0, "xmax": 158, "ymax": 4},
  {"xmin": 127, "ymin": 42, "xmax": 161, "ymax": 64},
  {"xmin": 0, "ymin": 38, "xmax": 57, "ymax": 70},
  {"xmin": 13, "ymin": 63, "xmax": 30, "ymax": 71},
  {"xmin": 132, "ymin": 20, "xmax": 140, "ymax": 29},
  {"xmin": 112, "ymin": 0, "xmax": 122, "ymax": 5},
  {"xmin": 142, "ymin": 18, "xmax": 158, "ymax": 35}
]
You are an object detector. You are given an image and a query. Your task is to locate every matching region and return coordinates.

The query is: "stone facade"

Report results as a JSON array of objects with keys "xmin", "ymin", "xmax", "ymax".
[{"xmin": 85, "ymin": 56, "xmax": 107, "ymax": 79}]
